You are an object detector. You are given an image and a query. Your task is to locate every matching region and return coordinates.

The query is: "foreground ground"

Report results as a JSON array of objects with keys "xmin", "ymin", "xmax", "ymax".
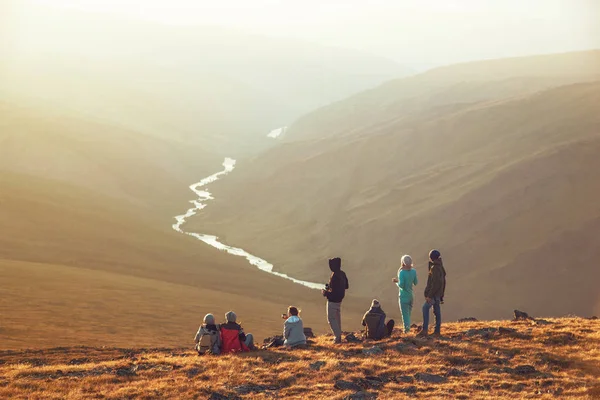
[{"xmin": 1, "ymin": 317, "xmax": 598, "ymax": 399}]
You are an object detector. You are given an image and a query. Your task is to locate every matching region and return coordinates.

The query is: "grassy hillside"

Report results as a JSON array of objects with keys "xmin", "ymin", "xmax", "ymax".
[
  {"xmin": 0, "ymin": 102, "xmax": 222, "ymax": 219},
  {"xmin": 187, "ymin": 50, "xmax": 600, "ymax": 321},
  {"xmin": 1, "ymin": 317, "xmax": 598, "ymax": 399},
  {"xmin": 0, "ymin": 171, "xmax": 368, "ymax": 349}
]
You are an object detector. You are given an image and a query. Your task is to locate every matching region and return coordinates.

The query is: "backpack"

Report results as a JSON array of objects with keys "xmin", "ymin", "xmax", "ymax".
[{"xmin": 197, "ymin": 327, "xmax": 220, "ymax": 355}]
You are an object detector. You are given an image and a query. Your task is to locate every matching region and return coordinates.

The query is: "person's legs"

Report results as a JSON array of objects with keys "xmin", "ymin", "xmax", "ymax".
[
  {"xmin": 327, "ymin": 301, "xmax": 342, "ymax": 342},
  {"xmin": 244, "ymin": 333, "xmax": 255, "ymax": 349},
  {"xmin": 400, "ymin": 301, "xmax": 412, "ymax": 333},
  {"xmin": 386, "ymin": 319, "xmax": 395, "ymax": 336},
  {"xmin": 433, "ymin": 297, "xmax": 442, "ymax": 334},
  {"xmin": 422, "ymin": 301, "xmax": 432, "ymax": 334}
]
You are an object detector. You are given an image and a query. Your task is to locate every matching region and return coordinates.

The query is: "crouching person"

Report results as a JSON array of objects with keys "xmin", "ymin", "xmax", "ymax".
[
  {"xmin": 194, "ymin": 313, "xmax": 221, "ymax": 355},
  {"xmin": 283, "ymin": 306, "xmax": 307, "ymax": 349},
  {"xmin": 362, "ymin": 299, "xmax": 395, "ymax": 340},
  {"xmin": 220, "ymin": 311, "xmax": 255, "ymax": 353}
]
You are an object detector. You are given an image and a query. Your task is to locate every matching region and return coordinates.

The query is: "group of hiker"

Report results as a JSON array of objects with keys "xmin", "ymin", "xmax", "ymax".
[{"xmin": 194, "ymin": 249, "xmax": 446, "ymax": 354}]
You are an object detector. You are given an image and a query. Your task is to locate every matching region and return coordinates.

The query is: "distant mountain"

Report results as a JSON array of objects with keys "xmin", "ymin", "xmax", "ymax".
[
  {"xmin": 190, "ymin": 50, "xmax": 600, "ymax": 321},
  {"xmin": 1, "ymin": 6, "xmax": 409, "ymax": 155}
]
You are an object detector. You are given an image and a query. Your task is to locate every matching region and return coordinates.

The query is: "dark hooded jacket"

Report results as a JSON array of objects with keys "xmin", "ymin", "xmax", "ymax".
[
  {"xmin": 424, "ymin": 258, "xmax": 447, "ymax": 299},
  {"xmin": 326, "ymin": 257, "xmax": 349, "ymax": 303},
  {"xmin": 362, "ymin": 307, "xmax": 386, "ymax": 340}
]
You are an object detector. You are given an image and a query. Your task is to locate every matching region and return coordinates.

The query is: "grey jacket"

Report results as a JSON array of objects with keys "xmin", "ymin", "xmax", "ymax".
[{"xmin": 283, "ymin": 316, "xmax": 307, "ymax": 347}]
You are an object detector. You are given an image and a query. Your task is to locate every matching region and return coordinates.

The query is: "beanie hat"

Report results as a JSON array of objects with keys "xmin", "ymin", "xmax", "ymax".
[
  {"xmin": 203, "ymin": 313, "xmax": 215, "ymax": 325},
  {"xmin": 371, "ymin": 299, "xmax": 380, "ymax": 308},
  {"xmin": 401, "ymin": 254, "xmax": 413, "ymax": 267},
  {"xmin": 225, "ymin": 311, "xmax": 237, "ymax": 323},
  {"xmin": 429, "ymin": 249, "xmax": 441, "ymax": 261}
]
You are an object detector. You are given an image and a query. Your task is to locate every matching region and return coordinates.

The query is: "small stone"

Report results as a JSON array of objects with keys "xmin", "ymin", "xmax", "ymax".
[
  {"xmin": 498, "ymin": 327, "xmax": 517, "ymax": 334},
  {"xmin": 533, "ymin": 319, "xmax": 552, "ymax": 325},
  {"xmin": 310, "ymin": 361, "xmax": 326, "ymax": 371},
  {"xmin": 446, "ymin": 368, "xmax": 468, "ymax": 377},
  {"xmin": 465, "ymin": 328, "xmax": 497, "ymax": 338},
  {"xmin": 414, "ymin": 372, "xmax": 448, "ymax": 384},
  {"xmin": 398, "ymin": 386, "xmax": 417, "ymax": 395},
  {"xmin": 185, "ymin": 368, "xmax": 200, "ymax": 378},
  {"xmin": 395, "ymin": 343, "xmax": 417, "ymax": 352},
  {"xmin": 361, "ymin": 376, "xmax": 385, "ymax": 389},
  {"xmin": 233, "ymin": 384, "xmax": 273, "ymax": 394},
  {"xmin": 513, "ymin": 365, "xmax": 537, "ymax": 375},
  {"xmin": 458, "ymin": 317, "xmax": 478, "ymax": 323},
  {"xmin": 362, "ymin": 346, "xmax": 384, "ymax": 356},
  {"xmin": 68, "ymin": 358, "xmax": 89, "ymax": 365},
  {"xmin": 512, "ymin": 383, "xmax": 526, "ymax": 392},
  {"xmin": 396, "ymin": 375, "xmax": 414, "ymax": 383},
  {"xmin": 514, "ymin": 310, "xmax": 533, "ymax": 320},
  {"xmin": 334, "ymin": 380, "xmax": 362, "ymax": 391},
  {"xmin": 115, "ymin": 365, "xmax": 137, "ymax": 377},
  {"xmin": 344, "ymin": 391, "xmax": 377, "ymax": 400},
  {"xmin": 586, "ymin": 316, "xmax": 598, "ymax": 320},
  {"xmin": 208, "ymin": 393, "xmax": 239, "ymax": 400}
]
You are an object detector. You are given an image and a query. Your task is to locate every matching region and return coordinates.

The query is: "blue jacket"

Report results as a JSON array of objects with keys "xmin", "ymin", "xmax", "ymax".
[{"xmin": 398, "ymin": 268, "xmax": 418, "ymax": 303}]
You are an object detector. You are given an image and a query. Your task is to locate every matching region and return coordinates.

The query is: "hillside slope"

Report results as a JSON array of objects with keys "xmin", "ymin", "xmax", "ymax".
[
  {"xmin": 0, "ymin": 102, "xmax": 222, "ymax": 219},
  {"xmin": 1, "ymin": 317, "xmax": 598, "ymax": 399},
  {"xmin": 188, "ymin": 51, "xmax": 600, "ymax": 321},
  {"xmin": 0, "ymin": 171, "xmax": 365, "ymax": 349}
]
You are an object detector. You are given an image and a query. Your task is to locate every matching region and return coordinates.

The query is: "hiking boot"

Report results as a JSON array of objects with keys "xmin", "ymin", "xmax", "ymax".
[
  {"xmin": 416, "ymin": 331, "xmax": 428, "ymax": 338},
  {"xmin": 334, "ymin": 337, "xmax": 342, "ymax": 344}
]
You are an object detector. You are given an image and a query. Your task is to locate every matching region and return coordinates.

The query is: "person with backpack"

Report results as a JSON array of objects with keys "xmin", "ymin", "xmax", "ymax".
[
  {"xmin": 283, "ymin": 306, "xmax": 307, "ymax": 348},
  {"xmin": 220, "ymin": 311, "xmax": 255, "ymax": 353},
  {"xmin": 194, "ymin": 313, "xmax": 221, "ymax": 355},
  {"xmin": 417, "ymin": 249, "xmax": 447, "ymax": 337},
  {"xmin": 361, "ymin": 299, "xmax": 395, "ymax": 340},
  {"xmin": 392, "ymin": 254, "xmax": 418, "ymax": 333},
  {"xmin": 321, "ymin": 257, "xmax": 349, "ymax": 344}
]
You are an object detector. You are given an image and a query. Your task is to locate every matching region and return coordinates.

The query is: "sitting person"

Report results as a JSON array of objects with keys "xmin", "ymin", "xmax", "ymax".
[
  {"xmin": 194, "ymin": 313, "xmax": 221, "ymax": 355},
  {"xmin": 283, "ymin": 306, "xmax": 307, "ymax": 348},
  {"xmin": 362, "ymin": 299, "xmax": 395, "ymax": 340},
  {"xmin": 220, "ymin": 311, "xmax": 255, "ymax": 353}
]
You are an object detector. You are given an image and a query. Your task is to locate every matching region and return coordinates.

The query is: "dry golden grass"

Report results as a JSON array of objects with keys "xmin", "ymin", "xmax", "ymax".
[{"xmin": 1, "ymin": 317, "xmax": 598, "ymax": 399}]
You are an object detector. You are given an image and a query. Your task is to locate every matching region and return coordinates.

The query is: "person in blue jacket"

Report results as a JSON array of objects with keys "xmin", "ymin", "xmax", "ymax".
[{"xmin": 393, "ymin": 254, "xmax": 418, "ymax": 333}]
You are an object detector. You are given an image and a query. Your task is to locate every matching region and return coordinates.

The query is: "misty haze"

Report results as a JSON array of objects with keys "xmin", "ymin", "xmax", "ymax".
[{"xmin": 1, "ymin": 1, "xmax": 599, "ymax": 398}]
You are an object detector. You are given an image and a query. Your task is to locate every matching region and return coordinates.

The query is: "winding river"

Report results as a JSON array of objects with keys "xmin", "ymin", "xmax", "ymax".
[{"xmin": 173, "ymin": 157, "xmax": 322, "ymax": 290}]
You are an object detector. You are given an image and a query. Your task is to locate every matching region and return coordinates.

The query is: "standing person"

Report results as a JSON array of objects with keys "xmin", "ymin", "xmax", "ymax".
[
  {"xmin": 361, "ymin": 299, "xmax": 395, "ymax": 340},
  {"xmin": 193, "ymin": 313, "xmax": 221, "ymax": 355},
  {"xmin": 392, "ymin": 254, "xmax": 418, "ymax": 333},
  {"xmin": 283, "ymin": 306, "xmax": 307, "ymax": 348},
  {"xmin": 220, "ymin": 311, "xmax": 255, "ymax": 353},
  {"xmin": 321, "ymin": 257, "xmax": 349, "ymax": 344},
  {"xmin": 418, "ymin": 250, "xmax": 447, "ymax": 337}
]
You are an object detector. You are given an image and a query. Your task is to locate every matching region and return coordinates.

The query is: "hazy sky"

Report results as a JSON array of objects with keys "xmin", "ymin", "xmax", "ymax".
[{"xmin": 8, "ymin": 0, "xmax": 600, "ymax": 69}]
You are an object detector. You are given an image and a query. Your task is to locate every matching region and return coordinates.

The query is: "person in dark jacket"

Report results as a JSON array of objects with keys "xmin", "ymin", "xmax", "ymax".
[
  {"xmin": 362, "ymin": 299, "xmax": 395, "ymax": 340},
  {"xmin": 418, "ymin": 249, "xmax": 447, "ymax": 337},
  {"xmin": 321, "ymin": 257, "xmax": 349, "ymax": 344}
]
